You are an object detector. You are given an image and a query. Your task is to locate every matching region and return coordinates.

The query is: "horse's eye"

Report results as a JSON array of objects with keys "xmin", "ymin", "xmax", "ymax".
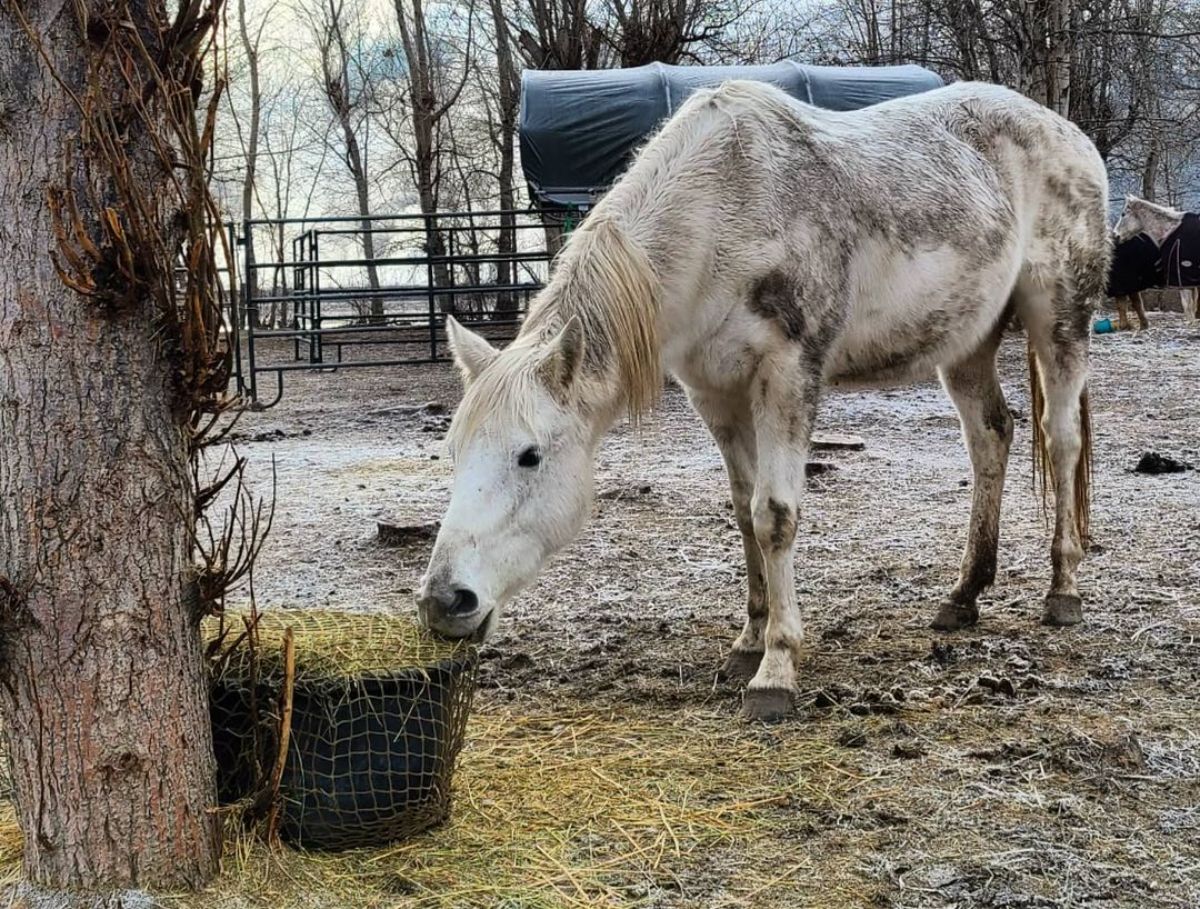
[{"xmin": 517, "ymin": 446, "xmax": 542, "ymax": 469}]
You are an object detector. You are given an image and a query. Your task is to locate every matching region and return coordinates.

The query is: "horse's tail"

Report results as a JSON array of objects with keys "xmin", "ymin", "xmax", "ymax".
[{"xmin": 1027, "ymin": 342, "xmax": 1092, "ymax": 544}]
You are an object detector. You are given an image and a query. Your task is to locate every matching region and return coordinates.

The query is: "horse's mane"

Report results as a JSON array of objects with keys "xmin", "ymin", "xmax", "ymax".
[
  {"xmin": 524, "ymin": 217, "xmax": 662, "ymax": 422},
  {"xmin": 448, "ymin": 216, "xmax": 661, "ymax": 448},
  {"xmin": 1130, "ymin": 196, "xmax": 1184, "ymax": 219}
]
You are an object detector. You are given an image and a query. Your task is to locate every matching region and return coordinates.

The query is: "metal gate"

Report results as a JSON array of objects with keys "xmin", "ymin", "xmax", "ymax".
[{"xmin": 228, "ymin": 208, "xmax": 565, "ymax": 408}]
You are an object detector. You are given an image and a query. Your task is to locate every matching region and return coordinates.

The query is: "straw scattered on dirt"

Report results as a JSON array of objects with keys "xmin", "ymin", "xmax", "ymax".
[{"xmin": 166, "ymin": 704, "xmax": 865, "ymax": 909}]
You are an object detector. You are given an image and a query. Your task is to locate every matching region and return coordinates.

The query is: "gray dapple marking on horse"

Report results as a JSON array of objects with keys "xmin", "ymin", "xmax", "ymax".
[{"xmin": 417, "ymin": 80, "xmax": 1110, "ymax": 721}]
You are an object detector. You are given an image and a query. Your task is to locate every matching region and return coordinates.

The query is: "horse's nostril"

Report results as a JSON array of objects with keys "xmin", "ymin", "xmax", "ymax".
[{"xmin": 448, "ymin": 588, "xmax": 479, "ymax": 616}]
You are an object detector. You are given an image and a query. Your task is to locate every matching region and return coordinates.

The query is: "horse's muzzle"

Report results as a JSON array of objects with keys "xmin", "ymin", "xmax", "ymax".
[{"xmin": 417, "ymin": 581, "xmax": 491, "ymax": 640}]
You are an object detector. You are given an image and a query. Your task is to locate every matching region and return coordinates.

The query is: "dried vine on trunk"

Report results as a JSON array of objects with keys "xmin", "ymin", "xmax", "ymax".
[
  {"xmin": 41, "ymin": 0, "xmax": 233, "ymax": 434},
  {"xmin": 26, "ymin": 0, "xmax": 269, "ymax": 615}
]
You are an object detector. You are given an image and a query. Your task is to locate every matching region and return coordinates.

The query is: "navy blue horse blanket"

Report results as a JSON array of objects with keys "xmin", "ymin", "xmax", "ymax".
[
  {"xmin": 1107, "ymin": 233, "xmax": 1160, "ymax": 297},
  {"xmin": 1107, "ymin": 212, "xmax": 1200, "ymax": 297},
  {"xmin": 1158, "ymin": 212, "xmax": 1200, "ymax": 288}
]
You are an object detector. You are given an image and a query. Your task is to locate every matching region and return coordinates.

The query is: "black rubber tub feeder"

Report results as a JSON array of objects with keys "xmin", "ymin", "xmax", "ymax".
[{"xmin": 205, "ymin": 609, "xmax": 477, "ymax": 850}]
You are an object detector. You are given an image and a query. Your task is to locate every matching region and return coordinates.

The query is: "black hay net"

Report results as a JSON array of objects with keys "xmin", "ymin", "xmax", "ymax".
[{"xmin": 206, "ymin": 609, "xmax": 478, "ymax": 851}]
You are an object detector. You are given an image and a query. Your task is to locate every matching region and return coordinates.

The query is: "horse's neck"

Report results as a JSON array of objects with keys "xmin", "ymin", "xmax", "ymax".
[{"xmin": 1137, "ymin": 203, "xmax": 1184, "ymax": 244}]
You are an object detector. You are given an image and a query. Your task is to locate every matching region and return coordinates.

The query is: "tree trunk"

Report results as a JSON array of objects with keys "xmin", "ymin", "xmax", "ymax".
[
  {"xmin": 342, "ymin": 123, "xmax": 383, "ymax": 319},
  {"xmin": 1023, "ymin": 0, "xmax": 1071, "ymax": 115},
  {"xmin": 274, "ymin": 220, "xmax": 290, "ymax": 327},
  {"xmin": 238, "ymin": 0, "xmax": 262, "ymax": 327},
  {"xmin": 395, "ymin": 0, "xmax": 456, "ymax": 309},
  {"xmin": 490, "ymin": 0, "xmax": 519, "ymax": 319},
  {"xmin": 0, "ymin": 2, "xmax": 221, "ymax": 898},
  {"xmin": 314, "ymin": 0, "xmax": 382, "ymax": 320},
  {"xmin": 1045, "ymin": 0, "xmax": 1071, "ymax": 117},
  {"xmin": 1142, "ymin": 135, "xmax": 1160, "ymax": 201}
]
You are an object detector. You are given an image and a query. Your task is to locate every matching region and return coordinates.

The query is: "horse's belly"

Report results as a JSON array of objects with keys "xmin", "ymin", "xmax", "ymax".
[
  {"xmin": 825, "ymin": 245, "xmax": 1016, "ymax": 386},
  {"xmin": 826, "ymin": 319, "xmax": 972, "ymax": 386}
]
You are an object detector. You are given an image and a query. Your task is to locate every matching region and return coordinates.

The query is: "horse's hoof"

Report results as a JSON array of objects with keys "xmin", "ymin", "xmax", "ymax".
[
  {"xmin": 717, "ymin": 648, "xmax": 763, "ymax": 683},
  {"xmin": 1042, "ymin": 594, "xmax": 1083, "ymax": 627},
  {"xmin": 930, "ymin": 601, "xmax": 979, "ymax": 631},
  {"xmin": 740, "ymin": 687, "xmax": 794, "ymax": 723}
]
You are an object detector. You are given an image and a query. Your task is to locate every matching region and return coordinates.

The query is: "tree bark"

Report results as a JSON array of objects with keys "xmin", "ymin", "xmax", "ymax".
[
  {"xmin": 1044, "ymin": 0, "xmax": 1071, "ymax": 117},
  {"xmin": 0, "ymin": 0, "xmax": 221, "ymax": 897},
  {"xmin": 344, "ymin": 124, "xmax": 383, "ymax": 317},
  {"xmin": 1142, "ymin": 134, "xmax": 1160, "ymax": 201}
]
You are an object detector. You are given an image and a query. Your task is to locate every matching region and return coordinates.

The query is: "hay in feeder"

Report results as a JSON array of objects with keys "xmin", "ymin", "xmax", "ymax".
[
  {"xmin": 205, "ymin": 608, "xmax": 477, "ymax": 850},
  {"xmin": 205, "ymin": 608, "xmax": 467, "ymax": 678}
]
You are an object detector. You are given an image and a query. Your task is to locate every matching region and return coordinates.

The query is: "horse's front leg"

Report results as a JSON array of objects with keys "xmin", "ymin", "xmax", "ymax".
[
  {"xmin": 1115, "ymin": 296, "xmax": 1131, "ymax": 331},
  {"xmin": 742, "ymin": 359, "xmax": 820, "ymax": 722},
  {"xmin": 1132, "ymin": 292, "xmax": 1150, "ymax": 331},
  {"xmin": 689, "ymin": 390, "xmax": 767, "ymax": 682}
]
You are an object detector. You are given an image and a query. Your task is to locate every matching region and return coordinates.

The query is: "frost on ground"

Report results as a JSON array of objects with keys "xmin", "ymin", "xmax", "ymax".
[{"xmin": 220, "ymin": 315, "xmax": 1200, "ymax": 908}]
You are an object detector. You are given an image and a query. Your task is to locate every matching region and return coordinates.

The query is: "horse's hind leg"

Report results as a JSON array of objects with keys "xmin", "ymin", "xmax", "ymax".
[
  {"xmin": 688, "ymin": 389, "xmax": 767, "ymax": 682},
  {"xmin": 931, "ymin": 325, "xmax": 1013, "ymax": 631},
  {"xmin": 1019, "ymin": 280, "xmax": 1092, "ymax": 626},
  {"xmin": 1183, "ymin": 288, "xmax": 1199, "ymax": 322}
]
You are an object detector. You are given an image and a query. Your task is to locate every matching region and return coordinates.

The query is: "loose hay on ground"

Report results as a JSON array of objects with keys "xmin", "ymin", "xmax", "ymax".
[
  {"xmin": 186, "ymin": 704, "xmax": 857, "ymax": 908},
  {"xmin": 0, "ymin": 705, "xmax": 860, "ymax": 908}
]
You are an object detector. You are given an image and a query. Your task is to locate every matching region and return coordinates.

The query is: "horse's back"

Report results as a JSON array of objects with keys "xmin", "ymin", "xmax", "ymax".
[
  {"xmin": 620, "ymin": 78, "xmax": 1110, "ymax": 388},
  {"xmin": 690, "ymin": 78, "xmax": 1106, "ymax": 250}
]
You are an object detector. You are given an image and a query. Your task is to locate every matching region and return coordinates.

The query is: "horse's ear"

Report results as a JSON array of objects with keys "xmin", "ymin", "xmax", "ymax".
[
  {"xmin": 539, "ymin": 316, "xmax": 586, "ymax": 394},
  {"xmin": 445, "ymin": 315, "xmax": 498, "ymax": 384}
]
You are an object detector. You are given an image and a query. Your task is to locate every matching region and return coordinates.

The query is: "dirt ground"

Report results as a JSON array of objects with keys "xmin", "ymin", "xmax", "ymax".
[{"xmin": 214, "ymin": 313, "xmax": 1200, "ymax": 908}]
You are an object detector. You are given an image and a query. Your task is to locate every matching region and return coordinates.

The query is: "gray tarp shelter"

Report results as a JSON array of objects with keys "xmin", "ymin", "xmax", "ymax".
[{"xmin": 519, "ymin": 61, "xmax": 945, "ymax": 207}]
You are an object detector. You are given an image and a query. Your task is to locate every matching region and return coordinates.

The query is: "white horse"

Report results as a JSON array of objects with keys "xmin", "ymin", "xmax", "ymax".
[
  {"xmin": 1113, "ymin": 195, "xmax": 1200, "ymax": 324},
  {"xmin": 418, "ymin": 80, "xmax": 1110, "ymax": 721}
]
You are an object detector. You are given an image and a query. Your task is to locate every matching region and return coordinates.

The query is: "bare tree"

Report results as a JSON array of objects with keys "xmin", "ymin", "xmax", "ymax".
[
  {"xmin": 607, "ymin": 0, "xmax": 743, "ymax": 66},
  {"xmin": 824, "ymin": 0, "xmax": 1200, "ymax": 204},
  {"xmin": 388, "ymin": 0, "xmax": 476, "ymax": 308},
  {"xmin": 231, "ymin": 0, "xmax": 270, "ymax": 323},
  {"xmin": 311, "ymin": 0, "xmax": 384, "ymax": 316},
  {"xmin": 259, "ymin": 85, "xmax": 333, "ymax": 326},
  {"xmin": 510, "ymin": 0, "xmax": 737, "ymax": 69},
  {"xmin": 513, "ymin": 0, "xmax": 608, "ymax": 68},
  {"xmin": 487, "ymin": 0, "xmax": 521, "ymax": 315},
  {"xmin": 0, "ymin": 0, "xmax": 244, "ymax": 896}
]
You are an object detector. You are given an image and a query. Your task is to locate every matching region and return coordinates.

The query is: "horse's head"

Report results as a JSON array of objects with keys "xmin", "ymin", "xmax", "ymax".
[
  {"xmin": 1112, "ymin": 195, "xmax": 1145, "ymax": 244},
  {"xmin": 417, "ymin": 315, "xmax": 600, "ymax": 640}
]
